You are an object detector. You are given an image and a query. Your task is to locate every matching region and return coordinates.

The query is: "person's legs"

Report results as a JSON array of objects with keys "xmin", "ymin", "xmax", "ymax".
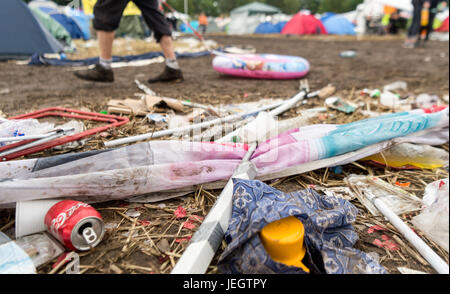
[
  {"xmin": 425, "ymin": 11, "xmax": 437, "ymax": 41},
  {"xmin": 134, "ymin": 0, "xmax": 183, "ymax": 83},
  {"xmin": 405, "ymin": 1, "xmax": 423, "ymax": 47},
  {"xmin": 74, "ymin": 0, "xmax": 129, "ymax": 82}
]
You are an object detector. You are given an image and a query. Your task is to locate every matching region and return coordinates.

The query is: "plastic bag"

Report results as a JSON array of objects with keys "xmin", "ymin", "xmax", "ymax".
[
  {"xmin": 412, "ymin": 179, "xmax": 449, "ymax": 253},
  {"xmin": 362, "ymin": 143, "xmax": 449, "ymax": 169}
]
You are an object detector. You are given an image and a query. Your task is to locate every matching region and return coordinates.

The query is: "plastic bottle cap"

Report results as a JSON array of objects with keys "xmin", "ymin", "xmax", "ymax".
[
  {"xmin": 260, "ymin": 216, "xmax": 310, "ymax": 272},
  {"xmin": 99, "ymin": 111, "xmax": 108, "ymax": 115}
]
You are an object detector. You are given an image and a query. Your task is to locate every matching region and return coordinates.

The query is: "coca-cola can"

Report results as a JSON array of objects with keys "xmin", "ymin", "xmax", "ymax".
[{"xmin": 44, "ymin": 200, "xmax": 105, "ymax": 251}]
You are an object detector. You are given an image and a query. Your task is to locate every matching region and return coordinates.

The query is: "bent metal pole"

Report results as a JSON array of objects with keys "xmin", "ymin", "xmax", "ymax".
[
  {"xmin": 171, "ymin": 143, "xmax": 258, "ymax": 274},
  {"xmin": 104, "ymin": 91, "xmax": 307, "ymax": 148}
]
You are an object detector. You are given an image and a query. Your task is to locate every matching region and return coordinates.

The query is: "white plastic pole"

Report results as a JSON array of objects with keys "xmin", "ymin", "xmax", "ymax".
[
  {"xmin": 368, "ymin": 194, "xmax": 449, "ymax": 274},
  {"xmin": 171, "ymin": 143, "xmax": 258, "ymax": 274},
  {"xmin": 104, "ymin": 101, "xmax": 284, "ymax": 147},
  {"xmin": 217, "ymin": 90, "xmax": 309, "ymax": 143}
]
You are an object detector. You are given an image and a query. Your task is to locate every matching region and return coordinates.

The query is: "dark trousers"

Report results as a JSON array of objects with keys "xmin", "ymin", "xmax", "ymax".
[
  {"xmin": 93, "ymin": 0, "xmax": 172, "ymax": 42},
  {"xmin": 408, "ymin": 0, "xmax": 424, "ymax": 37}
]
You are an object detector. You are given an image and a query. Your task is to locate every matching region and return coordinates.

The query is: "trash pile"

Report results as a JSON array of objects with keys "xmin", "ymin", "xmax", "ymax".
[{"xmin": 0, "ymin": 79, "xmax": 448, "ymax": 275}]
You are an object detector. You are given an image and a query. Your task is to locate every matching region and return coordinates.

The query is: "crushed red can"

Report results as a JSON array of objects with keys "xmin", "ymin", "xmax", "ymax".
[{"xmin": 44, "ymin": 200, "xmax": 105, "ymax": 251}]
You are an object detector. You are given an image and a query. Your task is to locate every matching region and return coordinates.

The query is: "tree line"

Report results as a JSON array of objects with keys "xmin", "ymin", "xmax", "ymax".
[{"xmin": 23, "ymin": 0, "xmax": 364, "ymax": 17}]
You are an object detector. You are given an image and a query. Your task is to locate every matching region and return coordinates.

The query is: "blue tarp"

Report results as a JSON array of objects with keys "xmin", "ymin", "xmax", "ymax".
[
  {"xmin": 180, "ymin": 21, "xmax": 199, "ymax": 34},
  {"xmin": 28, "ymin": 50, "xmax": 212, "ymax": 66},
  {"xmin": 0, "ymin": 0, "xmax": 63, "ymax": 60},
  {"xmin": 254, "ymin": 22, "xmax": 279, "ymax": 34},
  {"xmin": 322, "ymin": 15, "xmax": 356, "ymax": 35}
]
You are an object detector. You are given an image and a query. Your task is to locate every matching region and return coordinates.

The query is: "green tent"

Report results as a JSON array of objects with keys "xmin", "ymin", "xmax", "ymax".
[
  {"xmin": 116, "ymin": 15, "xmax": 146, "ymax": 38},
  {"xmin": 29, "ymin": 6, "xmax": 72, "ymax": 47},
  {"xmin": 230, "ymin": 2, "xmax": 281, "ymax": 16}
]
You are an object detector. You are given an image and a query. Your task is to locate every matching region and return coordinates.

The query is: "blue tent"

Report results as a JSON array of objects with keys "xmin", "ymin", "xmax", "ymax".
[
  {"xmin": 30, "ymin": 1, "xmax": 90, "ymax": 40},
  {"xmin": 0, "ymin": 0, "xmax": 63, "ymax": 60},
  {"xmin": 255, "ymin": 22, "xmax": 279, "ymax": 34},
  {"xmin": 322, "ymin": 15, "xmax": 356, "ymax": 35},
  {"xmin": 274, "ymin": 21, "xmax": 287, "ymax": 33},
  {"xmin": 320, "ymin": 12, "xmax": 336, "ymax": 22},
  {"xmin": 65, "ymin": 8, "xmax": 91, "ymax": 40}
]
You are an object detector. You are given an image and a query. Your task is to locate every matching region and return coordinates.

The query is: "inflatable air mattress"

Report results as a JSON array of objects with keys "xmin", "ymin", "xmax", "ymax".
[{"xmin": 213, "ymin": 53, "xmax": 310, "ymax": 80}]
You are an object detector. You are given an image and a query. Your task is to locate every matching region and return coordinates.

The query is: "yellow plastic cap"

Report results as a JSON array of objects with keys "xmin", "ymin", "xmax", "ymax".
[{"xmin": 260, "ymin": 216, "xmax": 310, "ymax": 273}]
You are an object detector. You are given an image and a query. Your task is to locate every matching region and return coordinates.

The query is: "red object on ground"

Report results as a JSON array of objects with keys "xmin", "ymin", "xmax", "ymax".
[
  {"xmin": 183, "ymin": 221, "xmax": 196, "ymax": 230},
  {"xmin": 44, "ymin": 200, "xmax": 105, "ymax": 251},
  {"xmin": 368, "ymin": 225, "xmax": 387, "ymax": 234},
  {"xmin": 0, "ymin": 108, "xmax": 129, "ymax": 161},
  {"xmin": 436, "ymin": 16, "xmax": 449, "ymax": 32},
  {"xmin": 174, "ymin": 206, "xmax": 187, "ymax": 219},
  {"xmin": 422, "ymin": 105, "xmax": 448, "ymax": 113},
  {"xmin": 281, "ymin": 13, "xmax": 328, "ymax": 35}
]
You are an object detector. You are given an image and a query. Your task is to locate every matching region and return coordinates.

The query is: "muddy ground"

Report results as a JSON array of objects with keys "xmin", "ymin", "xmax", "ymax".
[{"xmin": 0, "ymin": 34, "xmax": 449, "ymax": 275}]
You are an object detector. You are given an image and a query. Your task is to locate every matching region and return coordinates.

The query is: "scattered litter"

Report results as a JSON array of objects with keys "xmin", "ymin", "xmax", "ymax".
[
  {"xmin": 372, "ymin": 235, "xmax": 400, "ymax": 251},
  {"xmin": 313, "ymin": 186, "xmax": 354, "ymax": 201},
  {"xmin": 412, "ymin": 179, "xmax": 449, "ymax": 253},
  {"xmin": 125, "ymin": 208, "xmax": 141, "ymax": 218},
  {"xmin": 361, "ymin": 143, "xmax": 449, "ymax": 170},
  {"xmin": 183, "ymin": 221, "xmax": 196, "ymax": 230},
  {"xmin": 395, "ymin": 182, "xmax": 411, "ymax": 188},
  {"xmin": 345, "ymin": 175, "xmax": 423, "ymax": 216},
  {"xmin": 146, "ymin": 113, "xmax": 168, "ymax": 124},
  {"xmin": 105, "ymin": 223, "xmax": 119, "ymax": 231},
  {"xmin": 380, "ymin": 91, "xmax": 411, "ymax": 111},
  {"xmin": 14, "ymin": 232, "xmax": 65, "ymax": 268},
  {"xmin": 0, "ymin": 88, "xmax": 10, "ymax": 95},
  {"xmin": 325, "ymin": 97, "xmax": 357, "ymax": 114},
  {"xmin": 174, "ymin": 206, "xmax": 187, "ymax": 219},
  {"xmin": 384, "ymin": 81, "xmax": 407, "ymax": 93},
  {"xmin": 339, "ymin": 50, "xmax": 357, "ymax": 58},
  {"xmin": 415, "ymin": 93, "xmax": 441, "ymax": 109},
  {"xmin": 157, "ymin": 239, "xmax": 171, "ymax": 253},
  {"xmin": 397, "ymin": 267, "xmax": 429, "ymax": 274},
  {"xmin": 0, "ymin": 241, "xmax": 36, "ymax": 274},
  {"xmin": 318, "ymin": 84, "xmax": 336, "ymax": 99}
]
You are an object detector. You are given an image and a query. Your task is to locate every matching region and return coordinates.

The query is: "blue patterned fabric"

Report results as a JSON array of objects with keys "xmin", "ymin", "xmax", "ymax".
[{"xmin": 218, "ymin": 179, "xmax": 387, "ymax": 274}]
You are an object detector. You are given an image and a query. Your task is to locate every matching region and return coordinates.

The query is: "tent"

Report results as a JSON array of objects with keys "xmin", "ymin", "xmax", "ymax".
[
  {"xmin": 320, "ymin": 12, "xmax": 336, "ymax": 22},
  {"xmin": 29, "ymin": 1, "xmax": 90, "ymax": 40},
  {"xmin": 228, "ymin": 2, "xmax": 281, "ymax": 35},
  {"xmin": 281, "ymin": 13, "xmax": 328, "ymax": 35},
  {"xmin": 230, "ymin": 2, "xmax": 281, "ymax": 17},
  {"xmin": 322, "ymin": 15, "xmax": 356, "ymax": 35},
  {"xmin": 115, "ymin": 15, "xmax": 149, "ymax": 38},
  {"xmin": 255, "ymin": 22, "xmax": 279, "ymax": 34},
  {"xmin": 0, "ymin": 0, "xmax": 63, "ymax": 60},
  {"xmin": 436, "ymin": 17, "xmax": 449, "ymax": 32},
  {"xmin": 29, "ymin": 6, "xmax": 73, "ymax": 47},
  {"xmin": 275, "ymin": 21, "xmax": 288, "ymax": 32}
]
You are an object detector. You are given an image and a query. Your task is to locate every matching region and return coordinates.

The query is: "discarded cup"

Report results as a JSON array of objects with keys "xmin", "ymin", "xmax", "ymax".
[{"xmin": 15, "ymin": 199, "xmax": 63, "ymax": 239}]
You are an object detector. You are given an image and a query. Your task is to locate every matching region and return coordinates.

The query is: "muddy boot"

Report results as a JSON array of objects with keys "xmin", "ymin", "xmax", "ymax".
[
  {"xmin": 148, "ymin": 65, "xmax": 184, "ymax": 83},
  {"xmin": 74, "ymin": 64, "xmax": 114, "ymax": 83}
]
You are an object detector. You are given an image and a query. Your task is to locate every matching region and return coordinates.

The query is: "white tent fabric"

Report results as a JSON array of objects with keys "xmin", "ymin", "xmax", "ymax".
[{"xmin": 227, "ymin": 13, "xmax": 265, "ymax": 35}]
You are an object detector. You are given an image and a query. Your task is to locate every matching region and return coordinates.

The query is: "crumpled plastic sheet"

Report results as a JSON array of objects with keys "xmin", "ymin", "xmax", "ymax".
[
  {"xmin": 217, "ymin": 179, "xmax": 387, "ymax": 274},
  {"xmin": 0, "ymin": 107, "xmax": 448, "ymax": 205}
]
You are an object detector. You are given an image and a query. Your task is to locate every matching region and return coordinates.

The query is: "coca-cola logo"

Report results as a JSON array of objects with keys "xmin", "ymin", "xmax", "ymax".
[{"xmin": 50, "ymin": 202, "xmax": 90, "ymax": 234}]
